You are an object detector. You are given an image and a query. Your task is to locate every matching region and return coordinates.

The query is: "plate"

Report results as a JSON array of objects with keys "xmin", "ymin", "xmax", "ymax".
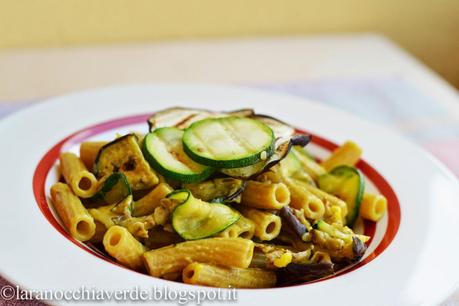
[{"xmin": 0, "ymin": 84, "xmax": 458, "ymax": 305}]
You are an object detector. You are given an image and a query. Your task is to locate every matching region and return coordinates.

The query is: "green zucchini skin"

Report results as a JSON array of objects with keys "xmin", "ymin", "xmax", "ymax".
[
  {"xmin": 183, "ymin": 178, "xmax": 246, "ymax": 203},
  {"xmin": 182, "ymin": 117, "xmax": 275, "ymax": 169},
  {"xmin": 142, "ymin": 128, "xmax": 214, "ymax": 183},
  {"xmin": 88, "ymin": 172, "xmax": 131, "ymax": 205},
  {"xmin": 313, "ymin": 220, "xmax": 353, "ymax": 243},
  {"xmin": 168, "ymin": 189, "xmax": 240, "ymax": 240},
  {"xmin": 317, "ymin": 165, "xmax": 365, "ymax": 227}
]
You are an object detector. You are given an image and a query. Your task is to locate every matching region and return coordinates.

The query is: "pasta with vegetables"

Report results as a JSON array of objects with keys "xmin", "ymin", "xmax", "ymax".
[{"xmin": 49, "ymin": 107, "xmax": 387, "ymax": 288}]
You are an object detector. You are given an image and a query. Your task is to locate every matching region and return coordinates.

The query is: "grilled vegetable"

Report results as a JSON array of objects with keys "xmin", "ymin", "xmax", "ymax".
[
  {"xmin": 251, "ymin": 244, "xmax": 334, "ymax": 284},
  {"xmin": 148, "ymin": 107, "xmax": 213, "ymax": 131},
  {"xmin": 148, "ymin": 107, "xmax": 311, "ymax": 178},
  {"xmin": 251, "ymin": 114, "xmax": 295, "ymax": 142},
  {"xmin": 183, "ymin": 116, "xmax": 275, "ymax": 168},
  {"xmin": 280, "ymin": 206, "xmax": 308, "ymax": 238},
  {"xmin": 88, "ymin": 172, "xmax": 131, "ymax": 205},
  {"xmin": 279, "ymin": 149, "xmax": 316, "ymax": 185},
  {"xmin": 313, "ymin": 220, "xmax": 353, "ymax": 244},
  {"xmin": 277, "ymin": 262, "xmax": 334, "ymax": 285},
  {"xmin": 145, "ymin": 227, "xmax": 184, "ymax": 249},
  {"xmin": 94, "ymin": 134, "xmax": 158, "ymax": 190},
  {"xmin": 311, "ymin": 220, "xmax": 369, "ymax": 263},
  {"xmin": 147, "ymin": 107, "xmax": 255, "ymax": 131},
  {"xmin": 183, "ymin": 178, "xmax": 246, "ymax": 203},
  {"xmin": 291, "ymin": 146, "xmax": 326, "ymax": 181},
  {"xmin": 292, "ymin": 145, "xmax": 315, "ymax": 160},
  {"xmin": 317, "ymin": 165, "xmax": 365, "ymax": 227},
  {"xmin": 220, "ymin": 135, "xmax": 310, "ymax": 179},
  {"xmin": 142, "ymin": 127, "xmax": 213, "ymax": 183},
  {"xmin": 352, "ymin": 236, "xmax": 367, "ymax": 262},
  {"xmin": 169, "ymin": 189, "xmax": 240, "ymax": 240}
]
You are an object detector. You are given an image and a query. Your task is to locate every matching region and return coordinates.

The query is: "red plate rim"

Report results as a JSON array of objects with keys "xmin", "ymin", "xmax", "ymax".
[{"xmin": 32, "ymin": 113, "xmax": 401, "ymax": 287}]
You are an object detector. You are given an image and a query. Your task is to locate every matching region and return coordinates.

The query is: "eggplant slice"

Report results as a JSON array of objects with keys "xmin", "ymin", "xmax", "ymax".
[
  {"xmin": 277, "ymin": 262, "xmax": 334, "ymax": 285},
  {"xmin": 280, "ymin": 206, "xmax": 308, "ymax": 238},
  {"xmin": 183, "ymin": 178, "xmax": 246, "ymax": 203},
  {"xmin": 148, "ymin": 107, "xmax": 255, "ymax": 131}
]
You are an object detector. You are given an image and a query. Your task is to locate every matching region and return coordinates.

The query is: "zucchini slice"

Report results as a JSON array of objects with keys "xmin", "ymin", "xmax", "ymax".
[
  {"xmin": 183, "ymin": 178, "xmax": 246, "ymax": 203},
  {"xmin": 169, "ymin": 189, "xmax": 240, "ymax": 240},
  {"xmin": 142, "ymin": 127, "xmax": 213, "ymax": 183},
  {"xmin": 219, "ymin": 160, "xmax": 268, "ymax": 179},
  {"xmin": 183, "ymin": 117, "xmax": 275, "ymax": 168},
  {"xmin": 279, "ymin": 150, "xmax": 316, "ymax": 186},
  {"xmin": 94, "ymin": 134, "xmax": 159, "ymax": 190},
  {"xmin": 317, "ymin": 166, "xmax": 365, "ymax": 227},
  {"xmin": 88, "ymin": 172, "xmax": 131, "ymax": 205}
]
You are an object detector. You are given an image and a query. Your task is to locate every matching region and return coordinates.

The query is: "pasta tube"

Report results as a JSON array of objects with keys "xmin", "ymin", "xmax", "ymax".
[
  {"xmin": 321, "ymin": 141, "xmax": 362, "ymax": 171},
  {"xmin": 325, "ymin": 205, "xmax": 344, "ymax": 225},
  {"xmin": 183, "ymin": 263, "xmax": 276, "ymax": 288},
  {"xmin": 79, "ymin": 141, "xmax": 107, "ymax": 170},
  {"xmin": 132, "ymin": 183, "xmax": 173, "ymax": 217},
  {"xmin": 50, "ymin": 182, "xmax": 96, "ymax": 241},
  {"xmin": 143, "ymin": 238, "xmax": 254, "ymax": 277},
  {"xmin": 59, "ymin": 152, "xmax": 98, "ymax": 198},
  {"xmin": 88, "ymin": 204, "xmax": 118, "ymax": 229},
  {"xmin": 117, "ymin": 215, "xmax": 156, "ymax": 239},
  {"xmin": 103, "ymin": 225, "xmax": 146, "ymax": 270},
  {"xmin": 360, "ymin": 193, "xmax": 387, "ymax": 221},
  {"xmin": 216, "ymin": 216, "xmax": 255, "ymax": 239},
  {"xmin": 303, "ymin": 183, "xmax": 348, "ymax": 219},
  {"xmin": 240, "ymin": 208, "xmax": 281, "ymax": 241},
  {"xmin": 241, "ymin": 181, "xmax": 290, "ymax": 209},
  {"xmin": 286, "ymin": 180, "xmax": 325, "ymax": 220}
]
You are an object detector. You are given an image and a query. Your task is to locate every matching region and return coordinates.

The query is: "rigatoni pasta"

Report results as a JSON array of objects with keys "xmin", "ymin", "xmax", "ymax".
[
  {"xmin": 131, "ymin": 183, "xmax": 173, "ymax": 217},
  {"xmin": 321, "ymin": 140, "xmax": 362, "ymax": 171},
  {"xmin": 286, "ymin": 179, "xmax": 325, "ymax": 220},
  {"xmin": 216, "ymin": 215, "xmax": 255, "ymax": 239},
  {"xmin": 59, "ymin": 152, "xmax": 98, "ymax": 198},
  {"xmin": 50, "ymin": 182, "xmax": 96, "ymax": 241},
  {"xmin": 360, "ymin": 193, "xmax": 387, "ymax": 221},
  {"xmin": 240, "ymin": 207, "xmax": 282, "ymax": 241},
  {"xmin": 241, "ymin": 181, "xmax": 290, "ymax": 209},
  {"xmin": 183, "ymin": 263, "xmax": 277, "ymax": 288},
  {"xmin": 143, "ymin": 238, "xmax": 254, "ymax": 277},
  {"xmin": 103, "ymin": 225, "xmax": 145, "ymax": 270},
  {"xmin": 88, "ymin": 204, "xmax": 118, "ymax": 229}
]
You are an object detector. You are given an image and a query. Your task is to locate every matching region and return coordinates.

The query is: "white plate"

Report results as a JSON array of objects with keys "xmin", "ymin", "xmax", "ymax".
[{"xmin": 0, "ymin": 84, "xmax": 458, "ymax": 306}]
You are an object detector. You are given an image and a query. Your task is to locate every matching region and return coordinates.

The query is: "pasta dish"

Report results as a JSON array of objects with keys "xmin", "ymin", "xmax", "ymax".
[{"xmin": 49, "ymin": 107, "xmax": 387, "ymax": 288}]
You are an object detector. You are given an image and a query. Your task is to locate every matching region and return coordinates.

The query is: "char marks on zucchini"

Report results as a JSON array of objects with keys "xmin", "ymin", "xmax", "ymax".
[{"xmin": 183, "ymin": 116, "xmax": 275, "ymax": 169}]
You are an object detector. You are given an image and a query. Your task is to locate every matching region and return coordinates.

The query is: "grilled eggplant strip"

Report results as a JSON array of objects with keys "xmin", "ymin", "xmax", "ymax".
[
  {"xmin": 183, "ymin": 178, "xmax": 246, "ymax": 203},
  {"xmin": 280, "ymin": 206, "xmax": 308, "ymax": 239},
  {"xmin": 277, "ymin": 262, "xmax": 334, "ymax": 285},
  {"xmin": 148, "ymin": 107, "xmax": 255, "ymax": 131}
]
